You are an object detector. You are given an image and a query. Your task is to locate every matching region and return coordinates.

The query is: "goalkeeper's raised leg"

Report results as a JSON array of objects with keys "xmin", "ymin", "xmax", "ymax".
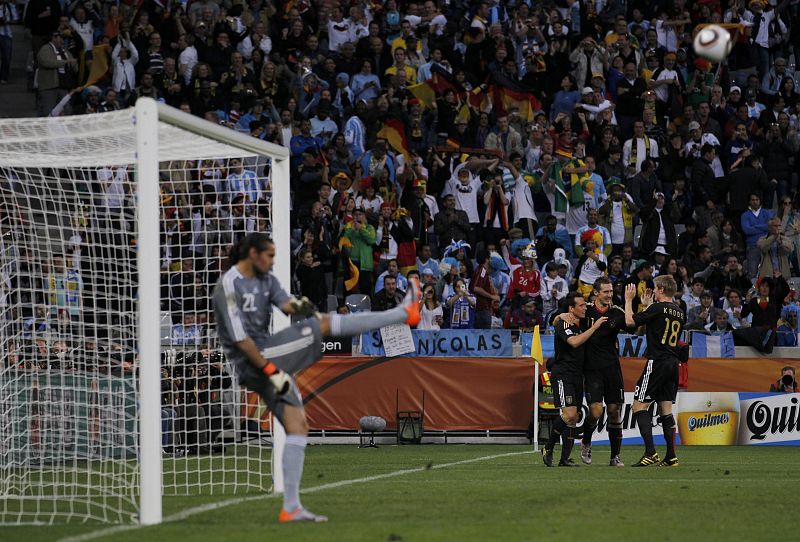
[{"xmin": 212, "ymin": 233, "xmax": 421, "ymax": 523}]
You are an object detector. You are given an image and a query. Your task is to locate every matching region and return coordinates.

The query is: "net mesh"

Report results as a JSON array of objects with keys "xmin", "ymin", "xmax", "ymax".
[{"xmin": 0, "ymin": 109, "xmax": 278, "ymax": 524}]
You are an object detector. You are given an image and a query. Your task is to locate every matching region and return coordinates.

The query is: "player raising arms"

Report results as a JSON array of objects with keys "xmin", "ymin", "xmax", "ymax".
[
  {"xmin": 542, "ymin": 293, "xmax": 607, "ymax": 467},
  {"xmin": 624, "ymin": 275, "xmax": 687, "ymax": 467},
  {"xmin": 212, "ymin": 233, "xmax": 421, "ymax": 522},
  {"xmin": 577, "ymin": 277, "xmax": 633, "ymax": 467}
]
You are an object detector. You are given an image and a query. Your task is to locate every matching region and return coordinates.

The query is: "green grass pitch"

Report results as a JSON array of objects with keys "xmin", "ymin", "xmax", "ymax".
[{"xmin": 2, "ymin": 444, "xmax": 796, "ymax": 542}]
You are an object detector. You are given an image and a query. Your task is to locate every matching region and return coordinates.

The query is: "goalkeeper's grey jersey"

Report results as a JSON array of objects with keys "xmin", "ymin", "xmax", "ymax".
[{"xmin": 212, "ymin": 266, "xmax": 291, "ymax": 352}]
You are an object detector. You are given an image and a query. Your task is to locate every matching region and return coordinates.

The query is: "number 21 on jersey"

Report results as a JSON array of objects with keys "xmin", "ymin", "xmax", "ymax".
[{"xmin": 242, "ymin": 293, "xmax": 256, "ymax": 312}]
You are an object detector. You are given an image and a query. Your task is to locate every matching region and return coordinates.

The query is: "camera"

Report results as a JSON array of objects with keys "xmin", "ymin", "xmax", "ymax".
[{"xmin": 782, "ymin": 374, "xmax": 795, "ymax": 386}]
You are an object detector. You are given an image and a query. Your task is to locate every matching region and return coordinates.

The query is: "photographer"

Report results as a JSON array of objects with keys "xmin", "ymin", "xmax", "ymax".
[{"xmin": 769, "ymin": 367, "xmax": 798, "ymax": 393}]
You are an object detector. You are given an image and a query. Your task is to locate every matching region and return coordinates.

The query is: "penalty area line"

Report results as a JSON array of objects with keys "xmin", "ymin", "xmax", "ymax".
[{"xmin": 58, "ymin": 450, "xmax": 533, "ymax": 542}]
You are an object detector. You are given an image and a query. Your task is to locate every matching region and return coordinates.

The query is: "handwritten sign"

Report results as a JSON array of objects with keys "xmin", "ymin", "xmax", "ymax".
[{"xmin": 380, "ymin": 324, "xmax": 415, "ymax": 357}]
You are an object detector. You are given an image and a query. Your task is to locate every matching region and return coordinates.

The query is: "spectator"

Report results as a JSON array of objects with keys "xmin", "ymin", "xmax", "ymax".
[
  {"xmin": 598, "ymin": 178, "xmax": 639, "ymax": 254},
  {"xmin": 574, "ymin": 231, "xmax": 607, "ymax": 299},
  {"xmin": 757, "ymin": 218, "xmax": 793, "ymax": 278},
  {"xmin": 504, "ymin": 297, "xmax": 543, "ymax": 331},
  {"xmin": 742, "ymin": 193, "xmax": 774, "ymax": 278},
  {"xmin": 638, "ymin": 191, "xmax": 677, "ymax": 257},
  {"xmin": 575, "ymin": 208, "xmax": 611, "ymax": 258},
  {"xmin": 540, "ymin": 262, "xmax": 568, "ymax": 316},
  {"xmin": 628, "ymin": 158, "xmax": 663, "ymax": 210},
  {"xmin": 343, "ymin": 208, "xmax": 376, "ymax": 294},
  {"xmin": 536, "ymin": 214, "xmax": 573, "ymax": 262},
  {"xmin": 623, "ymin": 121, "xmax": 659, "ymax": 178},
  {"xmin": 705, "ymin": 309, "xmax": 735, "ymax": 334},
  {"xmin": 294, "ymin": 248, "xmax": 327, "ymax": 313},
  {"xmin": 686, "ymin": 290, "xmax": 720, "ymax": 330},
  {"xmin": 725, "ymin": 289, "xmax": 751, "ymax": 330},
  {"xmin": 470, "ymin": 250, "xmax": 498, "ymax": 329},
  {"xmin": 375, "ymin": 259, "xmax": 408, "ymax": 294},
  {"xmin": 372, "ymin": 274, "xmax": 404, "ymax": 311},
  {"xmin": 434, "ymin": 193, "xmax": 470, "ymax": 247},
  {"xmin": 36, "ymin": 31, "xmax": 77, "ymax": 116},
  {"xmin": 446, "ymin": 277, "xmax": 476, "ymax": 329},
  {"xmin": 418, "ymin": 283, "xmax": 443, "ymax": 330}
]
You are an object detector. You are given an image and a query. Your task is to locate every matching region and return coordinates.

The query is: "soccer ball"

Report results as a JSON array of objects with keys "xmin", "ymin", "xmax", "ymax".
[{"xmin": 693, "ymin": 24, "xmax": 732, "ymax": 63}]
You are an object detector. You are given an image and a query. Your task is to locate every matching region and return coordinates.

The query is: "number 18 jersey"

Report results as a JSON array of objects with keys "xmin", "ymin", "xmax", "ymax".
[{"xmin": 632, "ymin": 301, "xmax": 685, "ymax": 362}]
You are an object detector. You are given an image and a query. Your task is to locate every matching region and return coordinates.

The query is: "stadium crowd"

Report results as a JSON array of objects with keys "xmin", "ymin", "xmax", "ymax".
[{"xmin": 3, "ymin": 0, "xmax": 800, "ymax": 352}]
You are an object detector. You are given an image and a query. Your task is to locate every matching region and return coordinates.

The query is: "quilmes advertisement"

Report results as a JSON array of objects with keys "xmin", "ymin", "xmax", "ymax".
[{"xmin": 583, "ymin": 392, "xmax": 800, "ymax": 446}]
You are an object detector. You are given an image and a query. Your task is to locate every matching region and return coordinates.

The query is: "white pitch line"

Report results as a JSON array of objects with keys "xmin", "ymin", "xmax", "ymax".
[{"xmin": 58, "ymin": 450, "xmax": 533, "ymax": 542}]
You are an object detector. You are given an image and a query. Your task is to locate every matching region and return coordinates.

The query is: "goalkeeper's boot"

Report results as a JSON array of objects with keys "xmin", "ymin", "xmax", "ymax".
[
  {"xmin": 541, "ymin": 445, "xmax": 554, "ymax": 467},
  {"xmin": 403, "ymin": 277, "xmax": 422, "ymax": 326},
  {"xmin": 609, "ymin": 455, "xmax": 625, "ymax": 468},
  {"xmin": 659, "ymin": 456, "xmax": 680, "ymax": 467},
  {"xmin": 279, "ymin": 507, "xmax": 329, "ymax": 523},
  {"xmin": 580, "ymin": 442, "xmax": 592, "ymax": 465},
  {"xmin": 632, "ymin": 452, "xmax": 660, "ymax": 467}
]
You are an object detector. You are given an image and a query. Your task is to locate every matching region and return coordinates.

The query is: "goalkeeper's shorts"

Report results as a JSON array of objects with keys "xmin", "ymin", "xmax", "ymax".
[{"xmin": 234, "ymin": 317, "xmax": 324, "ymax": 424}]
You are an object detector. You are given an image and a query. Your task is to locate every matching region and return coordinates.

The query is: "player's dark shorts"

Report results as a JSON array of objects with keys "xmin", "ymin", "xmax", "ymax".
[
  {"xmin": 584, "ymin": 364, "xmax": 625, "ymax": 405},
  {"xmin": 552, "ymin": 374, "xmax": 584, "ymax": 409},
  {"xmin": 634, "ymin": 358, "xmax": 679, "ymax": 403},
  {"xmin": 230, "ymin": 318, "xmax": 324, "ymax": 424}
]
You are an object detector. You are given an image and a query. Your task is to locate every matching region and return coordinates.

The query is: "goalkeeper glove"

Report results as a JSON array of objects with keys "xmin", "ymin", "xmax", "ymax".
[
  {"xmin": 289, "ymin": 296, "xmax": 317, "ymax": 317},
  {"xmin": 262, "ymin": 362, "xmax": 291, "ymax": 395}
]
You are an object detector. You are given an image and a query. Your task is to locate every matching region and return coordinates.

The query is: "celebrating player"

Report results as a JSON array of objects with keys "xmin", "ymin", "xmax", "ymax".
[
  {"xmin": 578, "ymin": 277, "xmax": 632, "ymax": 467},
  {"xmin": 212, "ymin": 233, "xmax": 421, "ymax": 522},
  {"xmin": 623, "ymin": 276, "xmax": 686, "ymax": 467},
  {"xmin": 542, "ymin": 293, "xmax": 607, "ymax": 467}
]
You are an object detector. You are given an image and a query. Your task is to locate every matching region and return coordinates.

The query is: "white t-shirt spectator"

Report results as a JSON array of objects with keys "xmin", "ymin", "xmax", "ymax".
[
  {"xmin": 419, "ymin": 303, "xmax": 443, "ymax": 330},
  {"xmin": 327, "ymin": 18, "xmax": 351, "ymax": 52},
  {"xmin": 179, "ymin": 45, "xmax": 198, "ymax": 84},
  {"xmin": 442, "ymin": 164, "xmax": 482, "ymax": 224},
  {"xmin": 98, "ymin": 167, "xmax": 128, "ymax": 209}
]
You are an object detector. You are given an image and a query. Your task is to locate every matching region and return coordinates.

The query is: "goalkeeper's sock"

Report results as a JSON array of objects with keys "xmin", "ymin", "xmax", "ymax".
[
  {"xmin": 329, "ymin": 286, "xmax": 418, "ymax": 337},
  {"xmin": 581, "ymin": 417, "xmax": 597, "ymax": 446},
  {"xmin": 547, "ymin": 417, "xmax": 566, "ymax": 450},
  {"xmin": 282, "ymin": 435, "xmax": 307, "ymax": 513},
  {"xmin": 661, "ymin": 414, "xmax": 677, "ymax": 459},
  {"xmin": 634, "ymin": 410, "xmax": 657, "ymax": 456},
  {"xmin": 560, "ymin": 426, "xmax": 576, "ymax": 462},
  {"xmin": 608, "ymin": 422, "xmax": 623, "ymax": 457}
]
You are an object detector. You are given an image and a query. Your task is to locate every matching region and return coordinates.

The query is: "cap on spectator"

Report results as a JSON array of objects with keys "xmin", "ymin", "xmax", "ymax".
[
  {"xmin": 412, "ymin": 178, "xmax": 426, "ymax": 189},
  {"xmin": 591, "ymin": 72, "xmax": 605, "ymax": 81},
  {"xmin": 633, "ymin": 259, "xmax": 652, "ymax": 272},
  {"xmin": 652, "ymin": 246, "xmax": 669, "ymax": 256},
  {"xmin": 422, "ymin": 268, "xmax": 435, "ymax": 276},
  {"xmin": 688, "ymin": 121, "xmax": 701, "ymax": 131},
  {"xmin": 82, "ymin": 85, "xmax": 102, "ymax": 99},
  {"xmin": 336, "ymin": 72, "xmax": 350, "ymax": 84},
  {"xmin": 730, "ymin": 85, "xmax": 742, "ymax": 94},
  {"xmin": 606, "ymin": 176, "xmax": 625, "ymax": 189},
  {"xmin": 457, "ymin": 167, "xmax": 470, "ymax": 177},
  {"xmin": 332, "ymin": 172, "xmax": 352, "ymax": 189},
  {"xmin": 582, "ymin": 86, "xmax": 594, "ymax": 95}
]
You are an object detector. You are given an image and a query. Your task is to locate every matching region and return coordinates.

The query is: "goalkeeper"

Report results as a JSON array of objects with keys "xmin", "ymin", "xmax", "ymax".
[{"xmin": 212, "ymin": 233, "xmax": 421, "ymax": 523}]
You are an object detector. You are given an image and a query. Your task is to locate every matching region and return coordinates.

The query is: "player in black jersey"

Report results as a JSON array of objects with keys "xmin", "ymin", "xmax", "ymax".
[
  {"xmin": 579, "ymin": 277, "xmax": 633, "ymax": 467},
  {"xmin": 542, "ymin": 293, "xmax": 607, "ymax": 467},
  {"xmin": 624, "ymin": 275, "xmax": 687, "ymax": 467}
]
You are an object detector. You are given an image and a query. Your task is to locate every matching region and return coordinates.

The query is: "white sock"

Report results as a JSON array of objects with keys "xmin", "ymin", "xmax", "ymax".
[
  {"xmin": 282, "ymin": 434, "xmax": 307, "ymax": 512},
  {"xmin": 329, "ymin": 299, "xmax": 410, "ymax": 337}
]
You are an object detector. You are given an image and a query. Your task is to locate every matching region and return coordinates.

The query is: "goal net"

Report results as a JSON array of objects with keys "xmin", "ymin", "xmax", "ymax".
[{"xmin": 0, "ymin": 99, "xmax": 290, "ymax": 525}]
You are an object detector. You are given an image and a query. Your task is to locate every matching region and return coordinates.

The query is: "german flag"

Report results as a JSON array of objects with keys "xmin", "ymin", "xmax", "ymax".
[
  {"xmin": 428, "ymin": 64, "xmax": 464, "ymax": 96},
  {"xmin": 338, "ymin": 236, "xmax": 360, "ymax": 293},
  {"xmin": 408, "ymin": 82, "xmax": 436, "ymax": 108},
  {"xmin": 490, "ymin": 86, "xmax": 542, "ymax": 122},
  {"xmin": 377, "ymin": 118, "xmax": 411, "ymax": 162}
]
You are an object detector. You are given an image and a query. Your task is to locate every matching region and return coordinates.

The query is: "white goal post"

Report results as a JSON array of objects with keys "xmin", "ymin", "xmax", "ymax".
[{"xmin": 0, "ymin": 98, "xmax": 290, "ymax": 525}]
